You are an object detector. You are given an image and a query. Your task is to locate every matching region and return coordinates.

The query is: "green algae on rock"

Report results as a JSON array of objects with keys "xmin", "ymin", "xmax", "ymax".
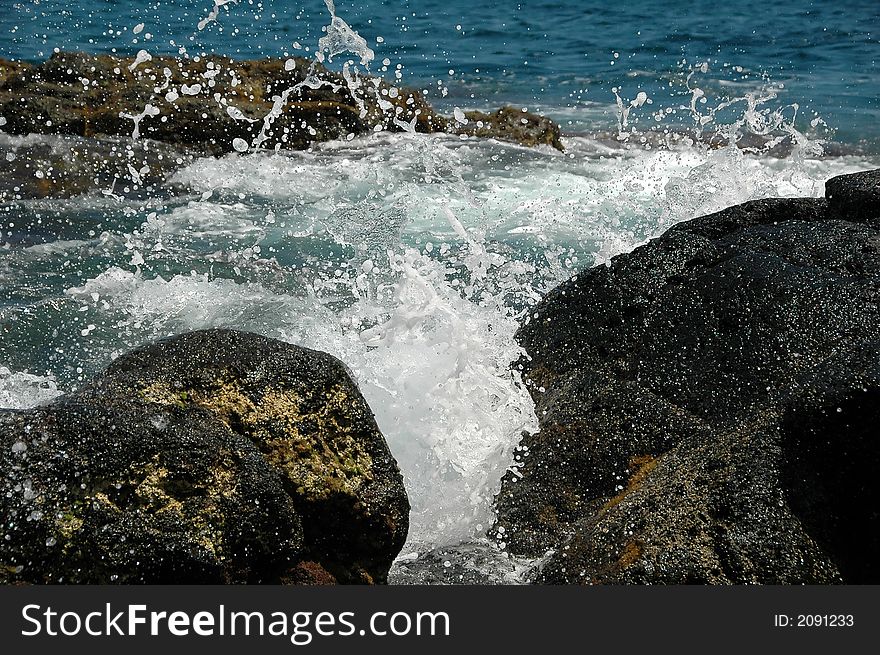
[{"xmin": 0, "ymin": 329, "xmax": 409, "ymax": 584}]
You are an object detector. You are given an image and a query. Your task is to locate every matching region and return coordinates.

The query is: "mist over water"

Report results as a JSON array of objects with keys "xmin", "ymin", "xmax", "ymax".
[{"xmin": 1, "ymin": 0, "xmax": 878, "ymax": 552}]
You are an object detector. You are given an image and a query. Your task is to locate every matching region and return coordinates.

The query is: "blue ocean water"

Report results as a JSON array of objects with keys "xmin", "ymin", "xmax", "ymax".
[{"xmin": 1, "ymin": 0, "xmax": 878, "ymax": 149}]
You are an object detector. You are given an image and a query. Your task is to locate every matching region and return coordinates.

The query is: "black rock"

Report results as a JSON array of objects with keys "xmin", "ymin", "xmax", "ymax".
[
  {"xmin": 493, "ymin": 168, "xmax": 880, "ymax": 583},
  {"xmin": 0, "ymin": 329, "xmax": 409, "ymax": 584},
  {"xmin": 826, "ymin": 168, "xmax": 880, "ymax": 221}
]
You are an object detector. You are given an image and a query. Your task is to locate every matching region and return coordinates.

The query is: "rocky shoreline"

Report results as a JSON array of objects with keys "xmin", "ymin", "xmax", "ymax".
[
  {"xmin": 0, "ymin": 51, "xmax": 562, "ymax": 201},
  {"xmin": 1, "ymin": 49, "xmax": 879, "ymax": 584},
  {"xmin": 493, "ymin": 168, "xmax": 880, "ymax": 584},
  {"xmin": 3, "ymin": 169, "xmax": 877, "ymax": 585}
]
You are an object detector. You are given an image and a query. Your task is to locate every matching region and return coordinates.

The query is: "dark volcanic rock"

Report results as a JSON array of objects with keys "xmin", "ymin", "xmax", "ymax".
[
  {"xmin": 0, "ymin": 133, "xmax": 193, "ymax": 201},
  {"xmin": 0, "ymin": 329, "xmax": 409, "ymax": 584},
  {"xmin": 0, "ymin": 52, "xmax": 563, "ymax": 157},
  {"xmin": 826, "ymin": 168, "xmax": 880, "ymax": 221},
  {"xmin": 493, "ymin": 169, "xmax": 880, "ymax": 583}
]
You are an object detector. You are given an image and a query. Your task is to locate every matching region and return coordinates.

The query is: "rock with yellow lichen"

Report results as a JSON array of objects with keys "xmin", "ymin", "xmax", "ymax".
[{"xmin": 0, "ymin": 329, "xmax": 408, "ymax": 584}]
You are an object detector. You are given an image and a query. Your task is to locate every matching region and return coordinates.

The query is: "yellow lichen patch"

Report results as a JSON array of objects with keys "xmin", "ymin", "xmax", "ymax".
[
  {"xmin": 84, "ymin": 455, "xmax": 235, "ymax": 558},
  {"xmin": 186, "ymin": 378, "xmax": 258, "ymax": 425},
  {"xmin": 615, "ymin": 540, "xmax": 643, "ymax": 571},
  {"xmin": 246, "ymin": 386, "xmax": 374, "ymax": 501},
  {"xmin": 55, "ymin": 512, "xmax": 84, "ymax": 540},
  {"xmin": 134, "ymin": 460, "xmax": 183, "ymax": 514},
  {"xmin": 138, "ymin": 381, "xmax": 186, "ymax": 408},
  {"xmin": 92, "ymin": 491, "xmax": 120, "ymax": 512},
  {"xmin": 140, "ymin": 372, "xmax": 374, "ymax": 503},
  {"xmin": 205, "ymin": 459, "xmax": 238, "ymax": 498},
  {"xmin": 600, "ymin": 454, "xmax": 659, "ymax": 515}
]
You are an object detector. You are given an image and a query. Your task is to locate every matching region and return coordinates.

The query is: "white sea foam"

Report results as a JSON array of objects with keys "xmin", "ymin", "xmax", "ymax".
[
  {"xmin": 172, "ymin": 130, "xmax": 875, "ymax": 252},
  {"xmin": 0, "ymin": 367, "xmax": 63, "ymax": 409}
]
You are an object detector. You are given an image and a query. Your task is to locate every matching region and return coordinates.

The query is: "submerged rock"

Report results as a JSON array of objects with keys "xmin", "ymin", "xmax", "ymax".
[
  {"xmin": 0, "ymin": 329, "xmax": 409, "ymax": 584},
  {"xmin": 0, "ymin": 52, "xmax": 563, "ymax": 158},
  {"xmin": 388, "ymin": 541, "xmax": 535, "ymax": 585},
  {"xmin": 0, "ymin": 133, "xmax": 193, "ymax": 201},
  {"xmin": 494, "ymin": 169, "xmax": 880, "ymax": 583}
]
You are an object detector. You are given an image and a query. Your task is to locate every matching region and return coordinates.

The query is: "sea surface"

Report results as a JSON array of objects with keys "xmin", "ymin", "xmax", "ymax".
[
  {"xmin": 1, "ymin": 0, "xmax": 879, "ymax": 561},
  {"xmin": 3, "ymin": 0, "xmax": 879, "ymax": 147}
]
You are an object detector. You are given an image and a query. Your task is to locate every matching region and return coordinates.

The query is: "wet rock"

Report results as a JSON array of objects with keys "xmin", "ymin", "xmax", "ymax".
[
  {"xmin": 0, "ymin": 52, "xmax": 563, "ymax": 159},
  {"xmin": 449, "ymin": 106, "xmax": 564, "ymax": 151},
  {"xmin": 0, "ymin": 132, "xmax": 194, "ymax": 201},
  {"xmin": 0, "ymin": 58, "xmax": 29, "ymax": 86},
  {"xmin": 0, "ymin": 329, "xmax": 409, "ymax": 584},
  {"xmin": 494, "ymin": 168, "xmax": 880, "ymax": 583},
  {"xmin": 826, "ymin": 168, "xmax": 880, "ymax": 221},
  {"xmin": 779, "ymin": 344, "xmax": 880, "ymax": 583}
]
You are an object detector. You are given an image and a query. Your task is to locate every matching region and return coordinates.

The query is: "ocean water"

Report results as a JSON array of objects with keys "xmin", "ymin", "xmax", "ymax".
[
  {"xmin": 1, "ymin": 0, "xmax": 879, "ymax": 556},
  {"xmin": 3, "ymin": 0, "xmax": 879, "ymax": 147}
]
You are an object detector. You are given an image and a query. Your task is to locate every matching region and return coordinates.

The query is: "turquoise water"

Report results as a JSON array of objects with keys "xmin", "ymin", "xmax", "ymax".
[
  {"xmin": 1, "ymin": 0, "xmax": 879, "ymax": 549},
  {"xmin": 2, "ymin": 0, "xmax": 879, "ymax": 149}
]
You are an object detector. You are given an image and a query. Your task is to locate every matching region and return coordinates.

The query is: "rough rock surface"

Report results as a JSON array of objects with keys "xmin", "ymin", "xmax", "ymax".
[
  {"xmin": 0, "ymin": 329, "xmax": 409, "ymax": 584},
  {"xmin": 454, "ymin": 106, "xmax": 564, "ymax": 151},
  {"xmin": 493, "ymin": 168, "xmax": 880, "ymax": 584},
  {"xmin": 0, "ymin": 52, "xmax": 562, "ymax": 154},
  {"xmin": 0, "ymin": 133, "xmax": 193, "ymax": 201}
]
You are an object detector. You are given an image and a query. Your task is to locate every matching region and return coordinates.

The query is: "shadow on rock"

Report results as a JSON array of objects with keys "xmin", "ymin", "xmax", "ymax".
[
  {"xmin": 494, "ymin": 169, "xmax": 880, "ymax": 584},
  {"xmin": 0, "ymin": 329, "xmax": 409, "ymax": 584}
]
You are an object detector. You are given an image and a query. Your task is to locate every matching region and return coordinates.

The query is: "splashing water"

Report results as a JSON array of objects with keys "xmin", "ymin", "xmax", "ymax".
[
  {"xmin": 3, "ymin": 132, "xmax": 872, "ymax": 548},
  {"xmin": 198, "ymin": 0, "xmax": 239, "ymax": 32},
  {"xmin": 1, "ymin": 3, "xmax": 878, "ymax": 553},
  {"xmin": 0, "ymin": 366, "xmax": 62, "ymax": 409},
  {"xmin": 319, "ymin": 0, "xmax": 375, "ymax": 67},
  {"xmin": 119, "ymin": 103, "xmax": 160, "ymax": 140}
]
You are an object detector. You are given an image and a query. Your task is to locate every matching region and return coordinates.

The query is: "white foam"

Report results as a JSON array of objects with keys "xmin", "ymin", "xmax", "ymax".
[
  {"xmin": 63, "ymin": 258, "xmax": 535, "ymax": 545},
  {"xmin": 172, "ymin": 131, "xmax": 875, "ymax": 255},
  {"xmin": 0, "ymin": 367, "xmax": 63, "ymax": 409}
]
